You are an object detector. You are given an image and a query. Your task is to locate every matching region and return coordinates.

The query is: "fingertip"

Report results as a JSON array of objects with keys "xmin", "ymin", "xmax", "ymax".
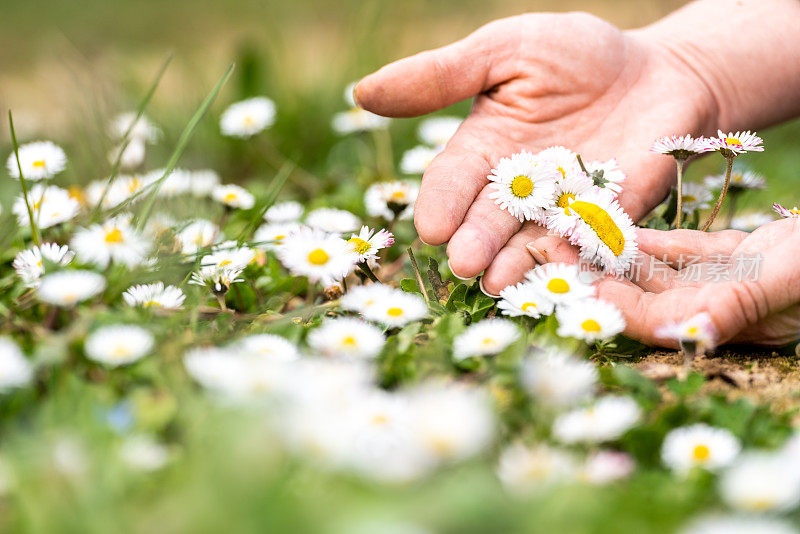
[
  {"xmin": 478, "ymin": 277, "xmax": 500, "ymax": 298},
  {"xmin": 413, "ymin": 205, "xmax": 451, "ymax": 247},
  {"xmin": 446, "ymin": 224, "xmax": 493, "ymax": 279},
  {"xmin": 447, "ymin": 258, "xmax": 472, "ymax": 281}
]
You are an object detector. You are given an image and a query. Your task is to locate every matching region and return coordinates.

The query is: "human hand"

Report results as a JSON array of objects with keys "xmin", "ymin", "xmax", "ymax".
[
  {"xmin": 527, "ymin": 218, "xmax": 800, "ymax": 348},
  {"xmin": 355, "ymin": 12, "xmax": 718, "ymax": 294}
]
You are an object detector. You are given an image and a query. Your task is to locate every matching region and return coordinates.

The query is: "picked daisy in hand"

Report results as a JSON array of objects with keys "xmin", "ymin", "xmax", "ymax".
[
  {"xmin": 347, "ymin": 226, "xmax": 394, "ymax": 262},
  {"xmin": 13, "ymin": 243, "xmax": 74, "ymax": 288},
  {"xmin": 277, "ymin": 227, "xmax": 358, "ymax": 286},
  {"xmin": 521, "ymin": 350, "xmax": 598, "ymax": 408},
  {"xmin": 678, "ymin": 182, "xmax": 714, "ymax": 214},
  {"xmin": 7, "ymin": 141, "xmax": 67, "ymax": 181},
  {"xmin": 211, "ymin": 184, "xmax": 255, "ymax": 210},
  {"xmin": 556, "ymin": 298, "xmax": 626, "ymax": 342},
  {"xmin": 661, "ymin": 423, "xmax": 741, "ymax": 473},
  {"xmin": 84, "ymin": 325, "xmax": 154, "ymax": 367},
  {"xmin": 417, "ymin": 116, "xmax": 461, "ymax": 148},
  {"xmin": 123, "ymin": 282, "xmax": 185, "ymax": 309},
  {"xmin": 361, "ymin": 291, "xmax": 427, "ymax": 328},
  {"xmin": 175, "ymin": 219, "xmax": 220, "ymax": 255},
  {"xmin": 0, "ymin": 338, "xmax": 34, "ymax": 392},
  {"xmin": 365, "ymin": 181, "xmax": 419, "ymax": 221},
  {"xmin": 71, "ymin": 215, "xmax": 151, "ymax": 269},
  {"xmin": 583, "ymin": 158, "xmax": 626, "ymax": 194},
  {"xmin": 399, "ymin": 145, "xmax": 441, "ymax": 175},
  {"xmin": 36, "ymin": 270, "xmax": 106, "ymax": 307},
  {"xmin": 452, "ymin": 318, "xmax": 520, "ymax": 361},
  {"xmin": 552, "ymin": 396, "xmax": 641, "ymax": 444},
  {"xmin": 307, "ymin": 317, "xmax": 386, "ymax": 360},
  {"xmin": 497, "ymin": 281, "xmax": 555, "ymax": 319},
  {"xmin": 525, "ymin": 263, "xmax": 595, "ymax": 304},
  {"xmin": 306, "ymin": 207, "xmax": 361, "ymax": 233},
  {"xmin": 487, "ymin": 151, "xmax": 558, "ymax": 222},
  {"xmin": 773, "ymin": 203, "xmax": 800, "ymax": 219},
  {"xmin": 544, "ymin": 169, "xmax": 596, "ymax": 237},
  {"xmin": 254, "ymin": 222, "xmax": 301, "ymax": 251},
  {"xmin": 264, "ymin": 200, "xmax": 304, "ymax": 223},
  {"xmin": 13, "ymin": 184, "xmax": 80, "ymax": 230},
  {"xmin": 340, "ymin": 283, "xmax": 396, "ymax": 314},
  {"xmin": 538, "ymin": 145, "xmax": 581, "ymax": 181},
  {"xmin": 220, "ymin": 96, "xmax": 276, "ymax": 138}
]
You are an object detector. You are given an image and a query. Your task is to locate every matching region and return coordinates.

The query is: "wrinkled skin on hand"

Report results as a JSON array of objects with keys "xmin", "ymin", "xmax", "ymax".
[{"xmin": 356, "ymin": 12, "xmax": 719, "ymax": 294}]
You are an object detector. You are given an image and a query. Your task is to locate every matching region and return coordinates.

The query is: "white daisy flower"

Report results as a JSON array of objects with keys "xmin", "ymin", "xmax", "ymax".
[
  {"xmin": 497, "ymin": 443, "xmax": 576, "ymax": 495},
  {"xmin": 678, "ymin": 182, "xmax": 714, "ymax": 214},
  {"xmin": 580, "ymin": 450, "xmax": 636, "ymax": 485},
  {"xmin": 36, "ymin": 270, "xmax": 106, "ymax": 307},
  {"xmin": 308, "ymin": 317, "xmax": 386, "ymax": 360},
  {"xmin": 13, "ymin": 243, "xmax": 74, "ymax": 288},
  {"xmin": 306, "ymin": 207, "xmax": 361, "ymax": 233},
  {"xmin": 201, "ymin": 241, "xmax": 256, "ymax": 271},
  {"xmin": 189, "ymin": 169, "xmax": 221, "ymax": 197},
  {"xmin": 584, "ymin": 158, "xmax": 626, "ymax": 194},
  {"xmin": 71, "ymin": 215, "xmax": 151, "ymax": 269},
  {"xmin": 487, "ymin": 151, "xmax": 559, "ymax": 222},
  {"xmin": 364, "ymin": 180, "xmax": 418, "ymax": 221},
  {"xmin": 417, "ymin": 116, "xmax": 461, "ymax": 148},
  {"xmin": 84, "ymin": 325, "xmax": 154, "ymax": 367},
  {"xmin": 661, "ymin": 423, "xmax": 741, "ymax": 473},
  {"xmin": 189, "ymin": 264, "xmax": 244, "ymax": 296},
  {"xmin": 361, "ymin": 291, "xmax": 428, "ymax": 328},
  {"xmin": 119, "ymin": 435, "xmax": 170, "ymax": 472},
  {"xmin": 773, "ymin": 203, "xmax": 800, "ymax": 219},
  {"xmin": 719, "ymin": 452, "xmax": 800, "ymax": 513},
  {"xmin": 563, "ymin": 189, "xmax": 638, "ymax": 275},
  {"xmin": 707, "ymin": 130, "xmax": 764, "ymax": 155},
  {"xmin": 545, "ymin": 169, "xmax": 595, "ymax": 234},
  {"xmin": 399, "ymin": 145, "xmax": 441, "ymax": 175},
  {"xmin": 452, "ymin": 318, "xmax": 520, "ymax": 361},
  {"xmin": 108, "ymin": 138, "xmax": 146, "ymax": 170},
  {"xmin": 650, "ymin": 134, "xmax": 713, "ymax": 160},
  {"xmin": 85, "ymin": 176, "xmax": 146, "ymax": 210},
  {"xmin": 108, "ymin": 112, "xmax": 160, "ymax": 143},
  {"xmin": 525, "ymin": 263, "xmax": 595, "ymax": 305},
  {"xmin": 704, "ymin": 167, "xmax": 766, "ymax": 191},
  {"xmin": 331, "ymin": 108, "xmax": 390, "ymax": 135},
  {"xmin": 679, "ymin": 515, "xmax": 798, "ymax": 534},
  {"xmin": 552, "ymin": 396, "xmax": 641, "ymax": 444},
  {"xmin": 13, "ymin": 184, "xmax": 80, "ymax": 229},
  {"xmin": 521, "ymin": 350, "xmax": 598, "ymax": 407},
  {"xmin": 6, "ymin": 141, "xmax": 67, "ymax": 180},
  {"xmin": 556, "ymin": 298, "xmax": 626, "ymax": 342},
  {"xmin": 730, "ymin": 212, "xmax": 775, "ymax": 231},
  {"xmin": 254, "ymin": 222, "xmax": 301, "ymax": 251},
  {"xmin": 185, "ymin": 346, "xmax": 293, "ymax": 400},
  {"xmin": 277, "ymin": 227, "xmax": 358, "ymax": 285},
  {"xmin": 497, "ymin": 281, "xmax": 555, "ymax": 318},
  {"xmin": 233, "ymin": 334, "xmax": 300, "ymax": 362},
  {"xmin": 0, "ymin": 338, "xmax": 33, "ymax": 392},
  {"xmin": 340, "ymin": 283, "xmax": 396, "ymax": 314},
  {"xmin": 347, "ymin": 226, "xmax": 394, "ymax": 262},
  {"xmin": 220, "ymin": 96, "xmax": 276, "ymax": 138},
  {"xmin": 175, "ymin": 219, "xmax": 220, "ymax": 255},
  {"xmin": 211, "ymin": 184, "xmax": 255, "ymax": 210},
  {"xmin": 656, "ymin": 312, "xmax": 717, "ymax": 356},
  {"xmin": 122, "ymin": 282, "xmax": 185, "ymax": 309},
  {"xmin": 148, "ymin": 168, "xmax": 192, "ymax": 198},
  {"xmin": 264, "ymin": 200, "xmax": 304, "ymax": 223},
  {"xmin": 538, "ymin": 145, "xmax": 581, "ymax": 181}
]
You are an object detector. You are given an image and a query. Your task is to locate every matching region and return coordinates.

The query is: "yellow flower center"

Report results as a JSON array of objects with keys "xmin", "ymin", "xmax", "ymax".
[
  {"xmin": 557, "ymin": 166, "xmax": 566, "ymax": 180},
  {"xmin": 32, "ymin": 159, "xmax": 46, "ymax": 168},
  {"xmin": 510, "ymin": 175, "xmax": 534, "ymax": 198},
  {"xmin": 371, "ymin": 414, "xmax": 389, "ymax": 426},
  {"xmin": 144, "ymin": 300, "xmax": 161, "ymax": 308},
  {"xmin": 557, "ymin": 192, "xmax": 576, "ymax": 215},
  {"xmin": 68, "ymin": 185, "xmax": 85, "ymax": 203},
  {"xmin": 686, "ymin": 326, "xmax": 699, "ymax": 336},
  {"xmin": 386, "ymin": 307, "xmax": 404, "ymax": 317},
  {"xmin": 481, "ymin": 337, "xmax": 497, "ymax": 347},
  {"xmin": 273, "ymin": 234, "xmax": 286, "ymax": 243},
  {"xmin": 218, "ymin": 259, "xmax": 232, "ymax": 268},
  {"xmin": 307, "ymin": 248, "xmax": 329, "ymax": 265},
  {"xmin": 692, "ymin": 444, "xmax": 710, "ymax": 462},
  {"xmin": 104, "ymin": 228, "xmax": 124, "ymax": 244},
  {"xmin": 547, "ymin": 278, "xmax": 570, "ymax": 294},
  {"xmin": 581, "ymin": 319, "xmax": 602, "ymax": 332},
  {"xmin": 569, "ymin": 201, "xmax": 625, "ymax": 256},
  {"xmin": 391, "ymin": 191, "xmax": 406, "ymax": 200},
  {"xmin": 348, "ymin": 237, "xmax": 372, "ymax": 255},
  {"xmin": 682, "ymin": 195, "xmax": 697, "ymax": 203},
  {"xmin": 223, "ymin": 193, "xmax": 239, "ymax": 203},
  {"xmin": 521, "ymin": 302, "xmax": 537, "ymax": 312},
  {"xmin": 341, "ymin": 335, "xmax": 357, "ymax": 346},
  {"xmin": 243, "ymin": 116, "xmax": 254, "ymax": 126},
  {"xmin": 111, "ymin": 345, "xmax": 131, "ymax": 359},
  {"xmin": 725, "ymin": 137, "xmax": 742, "ymax": 147},
  {"xmin": 791, "ymin": 208, "xmax": 800, "ymax": 215}
]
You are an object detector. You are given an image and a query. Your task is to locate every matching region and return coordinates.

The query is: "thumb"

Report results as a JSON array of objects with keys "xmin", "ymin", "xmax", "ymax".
[{"xmin": 354, "ymin": 18, "xmax": 519, "ymax": 117}]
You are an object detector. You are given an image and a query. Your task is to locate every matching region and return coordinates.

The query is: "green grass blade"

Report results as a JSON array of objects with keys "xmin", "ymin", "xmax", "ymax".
[
  {"xmin": 8, "ymin": 110, "xmax": 41, "ymax": 246},
  {"xmin": 236, "ymin": 160, "xmax": 294, "ymax": 241},
  {"xmin": 91, "ymin": 53, "xmax": 173, "ymax": 220},
  {"xmin": 132, "ymin": 63, "xmax": 235, "ymax": 229}
]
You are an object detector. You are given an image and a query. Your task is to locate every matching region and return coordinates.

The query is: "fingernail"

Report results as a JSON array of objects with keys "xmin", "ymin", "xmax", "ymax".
[
  {"xmin": 447, "ymin": 258, "xmax": 471, "ymax": 281},
  {"xmin": 352, "ymin": 80, "xmax": 364, "ymax": 108},
  {"xmin": 478, "ymin": 277, "xmax": 500, "ymax": 298},
  {"xmin": 526, "ymin": 243, "xmax": 547, "ymax": 264}
]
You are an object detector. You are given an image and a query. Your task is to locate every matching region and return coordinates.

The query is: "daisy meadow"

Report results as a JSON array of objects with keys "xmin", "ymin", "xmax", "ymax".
[
  {"xmin": 13, "ymin": 243, "xmax": 74, "ymax": 288},
  {"xmin": 108, "ymin": 139, "xmax": 145, "ymax": 170},
  {"xmin": 525, "ymin": 263, "xmax": 595, "ymax": 304},
  {"xmin": 364, "ymin": 180, "xmax": 419, "ymax": 221},
  {"xmin": 417, "ymin": 116, "xmax": 461, "ymax": 148},
  {"xmin": 399, "ymin": 145, "xmax": 441, "ymax": 175},
  {"xmin": 339, "ymin": 283, "xmax": 396, "ymax": 314},
  {"xmin": 122, "ymin": 282, "xmax": 185, "ymax": 309},
  {"xmin": 211, "ymin": 184, "xmax": 255, "ymax": 210},
  {"xmin": 152, "ymin": 168, "xmax": 192, "ymax": 198},
  {"xmin": 175, "ymin": 219, "xmax": 220, "ymax": 255},
  {"xmin": 0, "ymin": 338, "xmax": 33, "ymax": 392},
  {"xmin": 84, "ymin": 325, "xmax": 154, "ymax": 367},
  {"xmin": 71, "ymin": 215, "xmax": 151, "ymax": 269},
  {"xmin": 704, "ymin": 166, "xmax": 766, "ymax": 191},
  {"xmin": 347, "ymin": 226, "xmax": 394, "ymax": 262},
  {"xmin": 678, "ymin": 182, "xmax": 714, "ymax": 214},
  {"xmin": 277, "ymin": 227, "xmax": 358, "ymax": 286},
  {"xmin": 233, "ymin": 334, "xmax": 300, "ymax": 362},
  {"xmin": 264, "ymin": 200, "xmax": 304, "ymax": 223},
  {"xmin": 719, "ymin": 452, "xmax": 800, "ymax": 513},
  {"xmin": 487, "ymin": 151, "xmax": 558, "ymax": 222},
  {"xmin": 220, "ymin": 96, "xmax": 276, "ymax": 138},
  {"xmin": 6, "ymin": 141, "xmax": 67, "ymax": 180},
  {"xmin": 13, "ymin": 184, "xmax": 80, "ymax": 229},
  {"xmin": 361, "ymin": 291, "xmax": 428, "ymax": 328},
  {"xmin": 253, "ymin": 222, "xmax": 301, "ymax": 251},
  {"xmin": 497, "ymin": 281, "xmax": 555, "ymax": 319},
  {"xmin": 452, "ymin": 318, "xmax": 520, "ymax": 361},
  {"xmin": 521, "ymin": 350, "xmax": 598, "ymax": 408},
  {"xmin": 36, "ymin": 270, "xmax": 106, "ymax": 307},
  {"xmin": 306, "ymin": 207, "xmax": 361, "ymax": 233},
  {"xmin": 773, "ymin": 203, "xmax": 800, "ymax": 218},
  {"xmin": 496, "ymin": 443, "xmax": 576, "ymax": 496},
  {"xmin": 108, "ymin": 112, "xmax": 160, "ymax": 143},
  {"xmin": 307, "ymin": 317, "xmax": 386, "ymax": 360},
  {"xmin": 552, "ymin": 396, "xmax": 641, "ymax": 444},
  {"xmin": 661, "ymin": 423, "xmax": 741, "ymax": 473},
  {"xmin": 188, "ymin": 169, "xmax": 221, "ymax": 197},
  {"xmin": 556, "ymin": 298, "xmax": 626, "ymax": 342},
  {"xmin": 650, "ymin": 134, "xmax": 713, "ymax": 160},
  {"xmin": 706, "ymin": 130, "xmax": 764, "ymax": 155}
]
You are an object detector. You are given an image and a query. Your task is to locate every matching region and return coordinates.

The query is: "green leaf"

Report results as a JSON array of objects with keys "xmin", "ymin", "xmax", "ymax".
[
  {"xmin": 666, "ymin": 372, "xmax": 705, "ymax": 397},
  {"xmin": 445, "ymin": 283, "xmax": 468, "ymax": 312},
  {"xmin": 400, "ymin": 278, "xmax": 421, "ymax": 294}
]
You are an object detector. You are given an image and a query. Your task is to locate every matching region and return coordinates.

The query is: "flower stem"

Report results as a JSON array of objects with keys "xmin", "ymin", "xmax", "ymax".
[
  {"xmin": 702, "ymin": 156, "xmax": 734, "ymax": 231},
  {"xmin": 357, "ymin": 262, "xmax": 381, "ymax": 283},
  {"xmin": 406, "ymin": 248, "xmax": 429, "ymax": 305},
  {"xmin": 8, "ymin": 111, "xmax": 41, "ymax": 246},
  {"xmin": 675, "ymin": 159, "xmax": 684, "ymax": 229},
  {"xmin": 215, "ymin": 293, "xmax": 228, "ymax": 311}
]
